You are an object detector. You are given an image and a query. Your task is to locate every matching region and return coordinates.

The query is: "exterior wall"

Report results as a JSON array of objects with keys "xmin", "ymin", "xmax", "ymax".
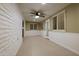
[
  {"xmin": 66, "ymin": 4, "xmax": 79, "ymax": 33},
  {"xmin": 0, "ymin": 4, "xmax": 22, "ymax": 56},
  {"xmin": 25, "ymin": 22, "xmax": 30, "ymax": 30}
]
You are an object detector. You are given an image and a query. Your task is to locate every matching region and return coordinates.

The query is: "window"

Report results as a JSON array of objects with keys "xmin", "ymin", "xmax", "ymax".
[
  {"xmin": 30, "ymin": 23, "xmax": 38, "ymax": 30},
  {"xmin": 34, "ymin": 24, "xmax": 37, "ymax": 30},
  {"xmin": 53, "ymin": 16, "xmax": 57, "ymax": 30},
  {"xmin": 30, "ymin": 24, "xmax": 33, "ymax": 30},
  {"xmin": 58, "ymin": 13, "xmax": 64, "ymax": 30},
  {"xmin": 53, "ymin": 11, "xmax": 65, "ymax": 31}
]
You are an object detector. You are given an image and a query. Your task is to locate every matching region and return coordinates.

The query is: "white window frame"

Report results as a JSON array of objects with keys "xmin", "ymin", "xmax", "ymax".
[
  {"xmin": 52, "ymin": 10, "xmax": 66, "ymax": 32},
  {"xmin": 30, "ymin": 23, "xmax": 38, "ymax": 30}
]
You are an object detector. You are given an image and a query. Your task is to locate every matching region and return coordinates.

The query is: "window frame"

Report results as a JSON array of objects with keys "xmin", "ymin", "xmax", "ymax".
[
  {"xmin": 52, "ymin": 10, "xmax": 66, "ymax": 32},
  {"xmin": 53, "ymin": 16, "xmax": 57, "ymax": 30},
  {"xmin": 30, "ymin": 23, "xmax": 38, "ymax": 30}
]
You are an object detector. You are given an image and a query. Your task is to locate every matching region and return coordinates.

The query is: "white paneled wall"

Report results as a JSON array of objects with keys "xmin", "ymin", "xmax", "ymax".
[
  {"xmin": 0, "ymin": 4, "xmax": 22, "ymax": 56},
  {"xmin": 48, "ymin": 31, "xmax": 79, "ymax": 55},
  {"xmin": 41, "ymin": 30, "xmax": 79, "ymax": 55}
]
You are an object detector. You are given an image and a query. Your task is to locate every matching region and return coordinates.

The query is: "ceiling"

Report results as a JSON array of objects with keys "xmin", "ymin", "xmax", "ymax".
[{"xmin": 18, "ymin": 3, "xmax": 70, "ymax": 22}]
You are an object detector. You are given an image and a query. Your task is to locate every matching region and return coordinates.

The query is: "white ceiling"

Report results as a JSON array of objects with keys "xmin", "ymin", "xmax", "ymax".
[{"xmin": 18, "ymin": 3, "xmax": 70, "ymax": 22}]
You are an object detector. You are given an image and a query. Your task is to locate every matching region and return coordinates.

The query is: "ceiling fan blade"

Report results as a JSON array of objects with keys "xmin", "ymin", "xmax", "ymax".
[
  {"xmin": 29, "ymin": 14, "xmax": 34, "ymax": 16},
  {"xmin": 30, "ymin": 12, "xmax": 35, "ymax": 14},
  {"xmin": 29, "ymin": 9, "xmax": 46, "ymax": 18},
  {"xmin": 40, "ymin": 15, "xmax": 45, "ymax": 17}
]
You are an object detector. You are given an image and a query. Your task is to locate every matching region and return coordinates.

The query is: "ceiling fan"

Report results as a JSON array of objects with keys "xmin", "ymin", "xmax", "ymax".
[{"xmin": 29, "ymin": 9, "xmax": 45, "ymax": 18}]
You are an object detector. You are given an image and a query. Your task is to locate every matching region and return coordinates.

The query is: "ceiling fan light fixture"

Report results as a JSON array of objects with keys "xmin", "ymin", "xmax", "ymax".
[
  {"xmin": 38, "ymin": 13, "xmax": 41, "ymax": 15},
  {"xmin": 35, "ymin": 16, "xmax": 39, "ymax": 19}
]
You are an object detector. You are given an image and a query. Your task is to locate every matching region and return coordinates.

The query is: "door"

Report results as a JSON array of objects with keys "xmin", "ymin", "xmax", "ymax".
[
  {"xmin": 22, "ymin": 20, "xmax": 24, "ymax": 38},
  {"xmin": 46, "ymin": 22, "xmax": 49, "ymax": 36}
]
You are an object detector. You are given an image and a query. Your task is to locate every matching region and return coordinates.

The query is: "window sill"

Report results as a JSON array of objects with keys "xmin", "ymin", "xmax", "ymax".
[{"xmin": 52, "ymin": 30, "xmax": 66, "ymax": 32}]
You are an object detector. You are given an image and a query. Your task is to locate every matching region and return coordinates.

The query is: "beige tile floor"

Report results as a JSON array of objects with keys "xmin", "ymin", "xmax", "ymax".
[{"xmin": 16, "ymin": 36, "xmax": 78, "ymax": 56}]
